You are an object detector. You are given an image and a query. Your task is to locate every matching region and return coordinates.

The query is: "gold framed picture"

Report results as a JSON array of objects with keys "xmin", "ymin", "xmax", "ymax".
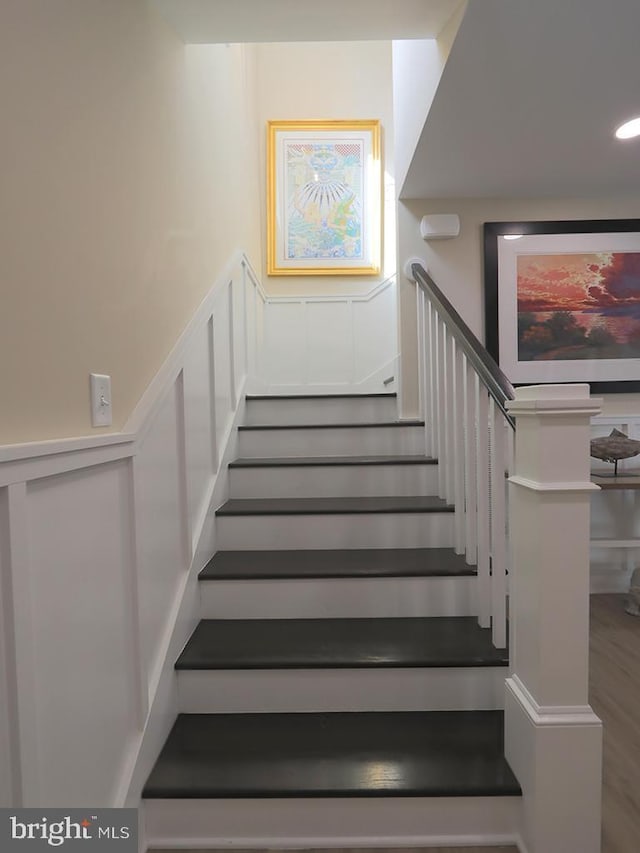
[{"xmin": 267, "ymin": 119, "xmax": 381, "ymax": 276}]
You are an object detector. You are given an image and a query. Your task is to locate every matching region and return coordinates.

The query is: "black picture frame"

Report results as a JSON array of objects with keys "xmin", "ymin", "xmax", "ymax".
[{"xmin": 483, "ymin": 218, "xmax": 640, "ymax": 394}]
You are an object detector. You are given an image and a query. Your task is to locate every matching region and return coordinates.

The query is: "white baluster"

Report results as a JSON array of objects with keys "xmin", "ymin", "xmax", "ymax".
[
  {"xmin": 489, "ymin": 398, "xmax": 507, "ymax": 648},
  {"xmin": 446, "ymin": 335, "xmax": 456, "ymax": 504},
  {"xmin": 424, "ymin": 301, "xmax": 435, "ymax": 459},
  {"xmin": 436, "ymin": 316, "xmax": 447, "ymax": 499},
  {"xmin": 416, "ymin": 286, "xmax": 426, "ymax": 422},
  {"xmin": 442, "ymin": 321, "xmax": 452, "ymax": 502},
  {"xmin": 464, "ymin": 359, "xmax": 478, "ymax": 565},
  {"xmin": 476, "ymin": 386, "xmax": 491, "ymax": 628},
  {"xmin": 506, "ymin": 415, "xmax": 515, "ymax": 475},
  {"xmin": 428, "ymin": 302, "xmax": 438, "ymax": 458},
  {"xmin": 453, "ymin": 343, "xmax": 466, "ymax": 554}
]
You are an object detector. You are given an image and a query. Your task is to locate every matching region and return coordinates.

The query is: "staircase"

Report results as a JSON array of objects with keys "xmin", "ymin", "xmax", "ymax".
[{"xmin": 143, "ymin": 392, "xmax": 521, "ymax": 848}]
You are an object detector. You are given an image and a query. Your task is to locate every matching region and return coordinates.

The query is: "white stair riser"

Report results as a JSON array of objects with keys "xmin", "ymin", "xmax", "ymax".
[
  {"xmin": 199, "ymin": 575, "xmax": 475, "ymax": 618},
  {"xmin": 178, "ymin": 667, "xmax": 506, "ymax": 713},
  {"xmin": 238, "ymin": 425, "xmax": 425, "ymax": 457},
  {"xmin": 216, "ymin": 511, "xmax": 454, "ymax": 550},
  {"xmin": 246, "ymin": 397, "xmax": 398, "ymax": 425},
  {"xmin": 144, "ymin": 796, "xmax": 521, "ymax": 849},
  {"xmin": 229, "ymin": 463, "xmax": 438, "ymax": 498}
]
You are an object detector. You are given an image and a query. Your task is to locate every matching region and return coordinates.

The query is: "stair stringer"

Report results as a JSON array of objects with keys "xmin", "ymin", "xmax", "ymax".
[{"xmin": 121, "ymin": 388, "xmax": 246, "ymax": 815}]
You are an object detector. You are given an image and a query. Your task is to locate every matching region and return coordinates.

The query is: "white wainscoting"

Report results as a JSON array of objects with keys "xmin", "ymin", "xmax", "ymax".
[
  {"xmin": 248, "ymin": 273, "xmax": 399, "ymax": 394},
  {"xmin": 25, "ymin": 462, "xmax": 138, "ymax": 804},
  {"xmin": 0, "ymin": 250, "xmax": 257, "ymax": 809},
  {"xmin": 0, "ymin": 486, "xmax": 19, "ymax": 807},
  {"xmin": 0, "ymin": 251, "xmax": 402, "ymax": 811}
]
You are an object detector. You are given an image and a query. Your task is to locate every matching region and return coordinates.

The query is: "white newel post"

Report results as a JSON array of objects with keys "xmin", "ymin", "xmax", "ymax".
[{"xmin": 505, "ymin": 384, "xmax": 603, "ymax": 853}]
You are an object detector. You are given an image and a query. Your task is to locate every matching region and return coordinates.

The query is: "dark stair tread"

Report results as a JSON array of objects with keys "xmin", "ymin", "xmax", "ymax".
[
  {"xmin": 229, "ymin": 454, "xmax": 437, "ymax": 468},
  {"xmin": 142, "ymin": 710, "xmax": 521, "ymax": 799},
  {"xmin": 176, "ymin": 617, "xmax": 508, "ymax": 670},
  {"xmin": 200, "ymin": 548, "xmax": 476, "ymax": 580},
  {"xmin": 216, "ymin": 496, "xmax": 453, "ymax": 516},
  {"xmin": 238, "ymin": 420, "xmax": 424, "ymax": 431},
  {"xmin": 246, "ymin": 393, "xmax": 397, "ymax": 400}
]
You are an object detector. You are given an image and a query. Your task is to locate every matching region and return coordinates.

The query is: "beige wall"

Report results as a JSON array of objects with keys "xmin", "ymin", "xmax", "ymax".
[
  {"xmin": 0, "ymin": 1, "xmax": 261, "ymax": 444},
  {"xmin": 398, "ymin": 196, "xmax": 640, "ymax": 417},
  {"xmin": 255, "ymin": 41, "xmax": 395, "ymax": 297}
]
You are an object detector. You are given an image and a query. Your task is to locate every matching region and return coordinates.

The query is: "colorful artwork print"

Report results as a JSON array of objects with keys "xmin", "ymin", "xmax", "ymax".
[
  {"xmin": 517, "ymin": 252, "xmax": 640, "ymax": 361},
  {"xmin": 267, "ymin": 120, "xmax": 380, "ymax": 275},
  {"xmin": 284, "ymin": 141, "xmax": 364, "ymax": 261}
]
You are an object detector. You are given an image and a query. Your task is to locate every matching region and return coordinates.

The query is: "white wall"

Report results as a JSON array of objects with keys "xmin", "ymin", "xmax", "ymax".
[
  {"xmin": 249, "ymin": 41, "xmax": 399, "ymax": 392},
  {"xmin": 398, "ymin": 196, "xmax": 640, "ymax": 417},
  {"xmin": 392, "ymin": 3, "xmax": 467, "ymax": 193},
  {"xmin": 0, "ymin": 1, "xmax": 261, "ymax": 444},
  {"xmin": 255, "ymin": 41, "xmax": 396, "ymax": 296}
]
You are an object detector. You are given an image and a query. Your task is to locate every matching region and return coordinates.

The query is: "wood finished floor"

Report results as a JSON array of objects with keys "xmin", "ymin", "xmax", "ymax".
[
  {"xmin": 148, "ymin": 595, "xmax": 638, "ymax": 853},
  {"xmin": 589, "ymin": 593, "xmax": 640, "ymax": 853}
]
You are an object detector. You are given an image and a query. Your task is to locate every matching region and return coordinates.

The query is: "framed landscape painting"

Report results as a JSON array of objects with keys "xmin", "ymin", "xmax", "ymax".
[
  {"xmin": 267, "ymin": 119, "xmax": 381, "ymax": 276},
  {"xmin": 484, "ymin": 219, "xmax": 640, "ymax": 393}
]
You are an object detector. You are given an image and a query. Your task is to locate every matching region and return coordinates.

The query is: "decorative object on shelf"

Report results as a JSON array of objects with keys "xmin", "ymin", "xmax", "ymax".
[
  {"xmin": 267, "ymin": 119, "xmax": 381, "ymax": 276},
  {"xmin": 420, "ymin": 214, "xmax": 460, "ymax": 241},
  {"xmin": 484, "ymin": 218, "xmax": 640, "ymax": 393},
  {"xmin": 625, "ymin": 567, "xmax": 640, "ymax": 616},
  {"xmin": 590, "ymin": 428, "xmax": 640, "ymax": 476}
]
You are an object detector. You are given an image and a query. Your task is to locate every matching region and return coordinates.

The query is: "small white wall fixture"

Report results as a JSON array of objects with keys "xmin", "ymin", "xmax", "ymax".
[
  {"xmin": 420, "ymin": 214, "xmax": 460, "ymax": 241},
  {"xmin": 505, "ymin": 384, "xmax": 603, "ymax": 853}
]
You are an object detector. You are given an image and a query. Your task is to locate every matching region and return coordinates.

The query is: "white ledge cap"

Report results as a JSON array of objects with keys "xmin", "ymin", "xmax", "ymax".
[{"xmin": 506, "ymin": 384, "xmax": 602, "ymax": 415}]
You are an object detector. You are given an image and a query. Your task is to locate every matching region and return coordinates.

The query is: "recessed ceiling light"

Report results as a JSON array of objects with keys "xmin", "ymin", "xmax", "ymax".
[
  {"xmin": 615, "ymin": 117, "xmax": 640, "ymax": 139},
  {"xmin": 503, "ymin": 234, "xmax": 523, "ymax": 240}
]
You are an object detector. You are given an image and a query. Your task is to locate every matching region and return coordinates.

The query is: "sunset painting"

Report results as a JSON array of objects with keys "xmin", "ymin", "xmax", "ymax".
[{"xmin": 517, "ymin": 252, "xmax": 640, "ymax": 361}]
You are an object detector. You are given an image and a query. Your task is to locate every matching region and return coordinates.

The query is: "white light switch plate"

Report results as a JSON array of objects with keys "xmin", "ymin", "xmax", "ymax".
[{"xmin": 90, "ymin": 373, "xmax": 112, "ymax": 427}]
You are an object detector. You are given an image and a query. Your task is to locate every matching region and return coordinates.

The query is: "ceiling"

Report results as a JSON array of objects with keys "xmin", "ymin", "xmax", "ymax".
[
  {"xmin": 402, "ymin": 0, "xmax": 640, "ymax": 198},
  {"xmin": 151, "ymin": 0, "xmax": 640, "ymax": 200},
  {"xmin": 150, "ymin": 0, "xmax": 461, "ymax": 43}
]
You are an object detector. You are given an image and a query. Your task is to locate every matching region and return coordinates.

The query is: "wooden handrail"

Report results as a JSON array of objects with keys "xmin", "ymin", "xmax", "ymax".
[{"xmin": 412, "ymin": 263, "xmax": 516, "ymax": 429}]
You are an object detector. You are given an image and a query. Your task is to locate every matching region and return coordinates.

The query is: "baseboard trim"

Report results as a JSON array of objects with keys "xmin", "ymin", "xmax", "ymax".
[
  {"xmin": 590, "ymin": 570, "xmax": 632, "ymax": 594},
  {"xmin": 148, "ymin": 835, "xmax": 522, "ymax": 850}
]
